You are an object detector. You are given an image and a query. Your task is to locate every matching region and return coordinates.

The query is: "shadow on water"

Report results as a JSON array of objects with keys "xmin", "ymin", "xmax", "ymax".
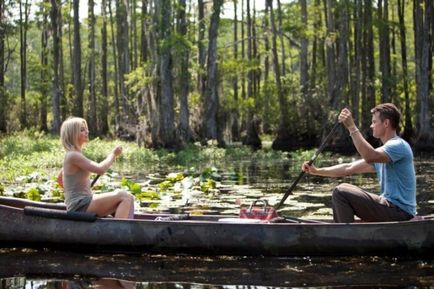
[{"xmin": 1, "ymin": 248, "xmax": 434, "ymax": 288}]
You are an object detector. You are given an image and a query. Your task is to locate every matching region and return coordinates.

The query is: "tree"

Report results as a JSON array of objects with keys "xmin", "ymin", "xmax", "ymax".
[
  {"xmin": 39, "ymin": 0, "xmax": 50, "ymax": 132},
  {"xmin": 72, "ymin": 0, "xmax": 83, "ymax": 117},
  {"xmin": 0, "ymin": 0, "xmax": 6, "ymax": 132},
  {"xmin": 270, "ymin": 0, "xmax": 291, "ymax": 150},
  {"xmin": 50, "ymin": 0, "xmax": 62, "ymax": 133},
  {"xmin": 231, "ymin": 0, "xmax": 240, "ymax": 141},
  {"xmin": 88, "ymin": 0, "xmax": 97, "ymax": 134},
  {"xmin": 100, "ymin": 0, "xmax": 109, "ymax": 135},
  {"xmin": 108, "ymin": 0, "xmax": 120, "ymax": 128},
  {"xmin": 176, "ymin": 0, "xmax": 192, "ymax": 145},
  {"xmin": 203, "ymin": 0, "xmax": 224, "ymax": 143},
  {"xmin": 197, "ymin": 0, "xmax": 206, "ymax": 98},
  {"xmin": 361, "ymin": 0, "xmax": 376, "ymax": 143},
  {"xmin": 413, "ymin": 0, "xmax": 434, "ymax": 149},
  {"xmin": 19, "ymin": 0, "xmax": 30, "ymax": 128},
  {"xmin": 158, "ymin": 0, "xmax": 175, "ymax": 148},
  {"xmin": 378, "ymin": 0, "xmax": 392, "ymax": 103},
  {"xmin": 116, "ymin": 0, "xmax": 130, "ymax": 119},
  {"xmin": 242, "ymin": 0, "xmax": 261, "ymax": 149},
  {"xmin": 397, "ymin": 0, "xmax": 413, "ymax": 141}
]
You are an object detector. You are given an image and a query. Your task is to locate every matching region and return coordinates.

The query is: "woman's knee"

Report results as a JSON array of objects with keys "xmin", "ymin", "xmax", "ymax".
[{"xmin": 116, "ymin": 190, "xmax": 135, "ymax": 203}]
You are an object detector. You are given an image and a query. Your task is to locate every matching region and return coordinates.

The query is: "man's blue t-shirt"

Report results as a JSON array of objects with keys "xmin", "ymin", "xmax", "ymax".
[{"xmin": 373, "ymin": 136, "xmax": 417, "ymax": 216}]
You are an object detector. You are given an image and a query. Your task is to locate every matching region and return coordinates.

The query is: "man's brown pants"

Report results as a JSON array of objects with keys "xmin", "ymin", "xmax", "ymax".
[{"xmin": 332, "ymin": 183, "xmax": 413, "ymax": 223}]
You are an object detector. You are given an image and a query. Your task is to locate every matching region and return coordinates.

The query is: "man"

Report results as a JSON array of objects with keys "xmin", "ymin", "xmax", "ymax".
[{"xmin": 302, "ymin": 103, "xmax": 416, "ymax": 223}]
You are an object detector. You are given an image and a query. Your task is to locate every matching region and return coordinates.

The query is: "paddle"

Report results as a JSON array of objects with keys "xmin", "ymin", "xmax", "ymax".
[
  {"xmin": 275, "ymin": 121, "xmax": 341, "ymax": 209},
  {"xmin": 91, "ymin": 175, "xmax": 100, "ymax": 188}
]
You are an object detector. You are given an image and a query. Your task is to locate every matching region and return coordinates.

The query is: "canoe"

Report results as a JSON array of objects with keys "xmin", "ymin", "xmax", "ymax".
[
  {"xmin": 0, "ymin": 196, "xmax": 433, "ymax": 256},
  {"xmin": 1, "ymin": 249, "xmax": 434, "ymax": 287}
]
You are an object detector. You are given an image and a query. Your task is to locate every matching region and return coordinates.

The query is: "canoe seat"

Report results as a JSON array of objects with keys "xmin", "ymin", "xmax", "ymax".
[{"xmin": 24, "ymin": 206, "xmax": 97, "ymax": 222}]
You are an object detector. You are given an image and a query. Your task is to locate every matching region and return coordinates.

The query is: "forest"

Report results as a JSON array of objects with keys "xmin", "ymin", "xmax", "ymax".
[{"xmin": 0, "ymin": 0, "xmax": 433, "ymax": 151}]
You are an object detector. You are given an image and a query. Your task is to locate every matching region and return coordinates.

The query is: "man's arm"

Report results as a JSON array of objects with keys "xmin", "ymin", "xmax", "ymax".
[
  {"xmin": 302, "ymin": 159, "xmax": 375, "ymax": 177},
  {"xmin": 339, "ymin": 108, "xmax": 390, "ymax": 163}
]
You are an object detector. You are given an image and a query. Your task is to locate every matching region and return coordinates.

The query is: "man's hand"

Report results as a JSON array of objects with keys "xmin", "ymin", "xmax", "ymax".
[
  {"xmin": 338, "ymin": 108, "xmax": 357, "ymax": 131},
  {"xmin": 302, "ymin": 161, "xmax": 318, "ymax": 175}
]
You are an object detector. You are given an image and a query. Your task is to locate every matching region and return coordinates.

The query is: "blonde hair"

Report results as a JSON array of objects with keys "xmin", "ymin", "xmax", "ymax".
[{"xmin": 60, "ymin": 117, "xmax": 88, "ymax": 151}]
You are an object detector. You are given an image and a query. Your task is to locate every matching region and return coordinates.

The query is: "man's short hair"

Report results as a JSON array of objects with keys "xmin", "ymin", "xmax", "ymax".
[{"xmin": 371, "ymin": 103, "xmax": 401, "ymax": 132}]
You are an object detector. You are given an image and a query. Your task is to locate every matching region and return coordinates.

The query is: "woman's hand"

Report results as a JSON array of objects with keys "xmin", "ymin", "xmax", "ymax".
[{"xmin": 112, "ymin": 145, "xmax": 123, "ymax": 157}]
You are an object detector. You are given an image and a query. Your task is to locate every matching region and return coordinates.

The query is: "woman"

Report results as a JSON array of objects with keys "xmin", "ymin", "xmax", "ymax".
[{"xmin": 57, "ymin": 117, "xmax": 134, "ymax": 219}]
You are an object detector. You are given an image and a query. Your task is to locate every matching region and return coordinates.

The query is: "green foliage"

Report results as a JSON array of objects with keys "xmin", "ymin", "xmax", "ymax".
[
  {"xmin": 125, "ymin": 64, "xmax": 154, "ymax": 95},
  {"xmin": 26, "ymin": 187, "xmax": 42, "ymax": 201},
  {"xmin": 121, "ymin": 177, "xmax": 143, "ymax": 195}
]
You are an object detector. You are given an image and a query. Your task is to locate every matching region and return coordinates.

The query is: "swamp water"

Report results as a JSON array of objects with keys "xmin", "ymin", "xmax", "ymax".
[{"xmin": 1, "ymin": 154, "xmax": 434, "ymax": 288}]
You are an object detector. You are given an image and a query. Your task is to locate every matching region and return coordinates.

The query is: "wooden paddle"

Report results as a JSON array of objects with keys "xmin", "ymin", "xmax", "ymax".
[
  {"xmin": 91, "ymin": 175, "xmax": 100, "ymax": 188},
  {"xmin": 275, "ymin": 121, "xmax": 341, "ymax": 209}
]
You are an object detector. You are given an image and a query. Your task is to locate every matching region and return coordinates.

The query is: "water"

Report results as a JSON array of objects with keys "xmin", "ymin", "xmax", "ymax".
[
  {"xmin": 1, "ymin": 248, "xmax": 434, "ymax": 288},
  {"xmin": 1, "ymin": 154, "xmax": 434, "ymax": 288}
]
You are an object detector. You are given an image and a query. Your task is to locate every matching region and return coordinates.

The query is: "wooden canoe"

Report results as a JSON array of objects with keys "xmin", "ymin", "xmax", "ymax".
[{"xmin": 0, "ymin": 196, "xmax": 433, "ymax": 256}]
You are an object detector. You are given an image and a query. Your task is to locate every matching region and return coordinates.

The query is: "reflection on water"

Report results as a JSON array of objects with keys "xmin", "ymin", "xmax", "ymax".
[{"xmin": 1, "ymin": 248, "xmax": 434, "ymax": 288}]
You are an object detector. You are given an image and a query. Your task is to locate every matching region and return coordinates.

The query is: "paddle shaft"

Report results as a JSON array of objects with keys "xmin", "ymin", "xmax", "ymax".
[
  {"xmin": 275, "ymin": 121, "xmax": 341, "ymax": 209},
  {"xmin": 91, "ymin": 175, "xmax": 100, "ymax": 188}
]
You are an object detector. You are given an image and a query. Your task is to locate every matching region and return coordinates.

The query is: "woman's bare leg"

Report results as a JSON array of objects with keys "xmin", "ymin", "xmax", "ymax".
[{"xmin": 87, "ymin": 191, "xmax": 134, "ymax": 219}]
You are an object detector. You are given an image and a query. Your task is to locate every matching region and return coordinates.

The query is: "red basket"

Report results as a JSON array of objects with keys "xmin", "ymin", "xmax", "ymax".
[{"xmin": 239, "ymin": 199, "xmax": 278, "ymax": 220}]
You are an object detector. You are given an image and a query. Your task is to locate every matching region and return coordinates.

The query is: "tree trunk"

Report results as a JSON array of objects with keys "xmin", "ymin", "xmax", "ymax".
[
  {"xmin": 203, "ymin": 0, "xmax": 223, "ymax": 143},
  {"xmin": 299, "ymin": 0, "xmax": 311, "ymax": 138},
  {"xmin": 108, "ymin": 0, "xmax": 120, "ymax": 129},
  {"xmin": 413, "ymin": 0, "xmax": 434, "ymax": 149},
  {"xmin": 378, "ymin": 0, "xmax": 392, "ymax": 103},
  {"xmin": 131, "ymin": 0, "xmax": 138, "ymax": 70},
  {"xmin": 397, "ymin": 0, "xmax": 413, "ymax": 141},
  {"xmin": 0, "ymin": 0, "xmax": 6, "ymax": 132},
  {"xmin": 336, "ymin": 0, "xmax": 349, "ymax": 107},
  {"xmin": 58, "ymin": 5, "xmax": 65, "ymax": 119},
  {"xmin": 19, "ymin": 0, "xmax": 29, "ymax": 128},
  {"xmin": 40, "ymin": 0, "xmax": 50, "ymax": 132},
  {"xmin": 100, "ymin": 0, "xmax": 109, "ymax": 135},
  {"xmin": 88, "ymin": 0, "xmax": 97, "ymax": 134},
  {"xmin": 361, "ymin": 0, "xmax": 376, "ymax": 143},
  {"xmin": 351, "ymin": 0, "xmax": 362, "ymax": 125},
  {"xmin": 116, "ymin": 0, "xmax": 130, "ymax": 119},
  {"xmin": 242, "ymin": 0, "xmax": 261, "ymax": 149},
  {"xmin": 324, "ymin": 0, "xmax": 338, "ymax": 108},
  {"xmin": 140, "ymin": 0, "xmax": 148, "ymax": 63},
  {"xmin": 176, "ymin": 0, "xmax": 192, "ymax": 145},
  {"xmin": 197, "ymin": 0, "xmax": 206, "ymax": 98},
  {"xmin": 231, "ymin": 0, "xmax": 240, "ymax": 141},
  {"xmin": 276, "ymin": 0, "xmax": 286, "ymax": 76},
  {"xmin": 262, "ymin": 2, "xmax": 271, "ymax": 134},
  {"xmin": 159, "ymin": 0, "xmax": 175, "ymax": 148},
  {"xmin": 50, "ymin": 0, "xmax": 62, "ymax": 133},
  {"xmin": 73, "ymin": 0, "xmax": 83, "ymax": 117},
  {"xmin": 269, "ymin": 0, "xmax": 290, "ymax": 150}
]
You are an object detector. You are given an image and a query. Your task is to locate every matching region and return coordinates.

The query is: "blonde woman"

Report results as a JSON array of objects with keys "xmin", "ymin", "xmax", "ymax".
[{"xmin": 57, "ymin": 117, "xmax": 134, "ymax": 219}]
